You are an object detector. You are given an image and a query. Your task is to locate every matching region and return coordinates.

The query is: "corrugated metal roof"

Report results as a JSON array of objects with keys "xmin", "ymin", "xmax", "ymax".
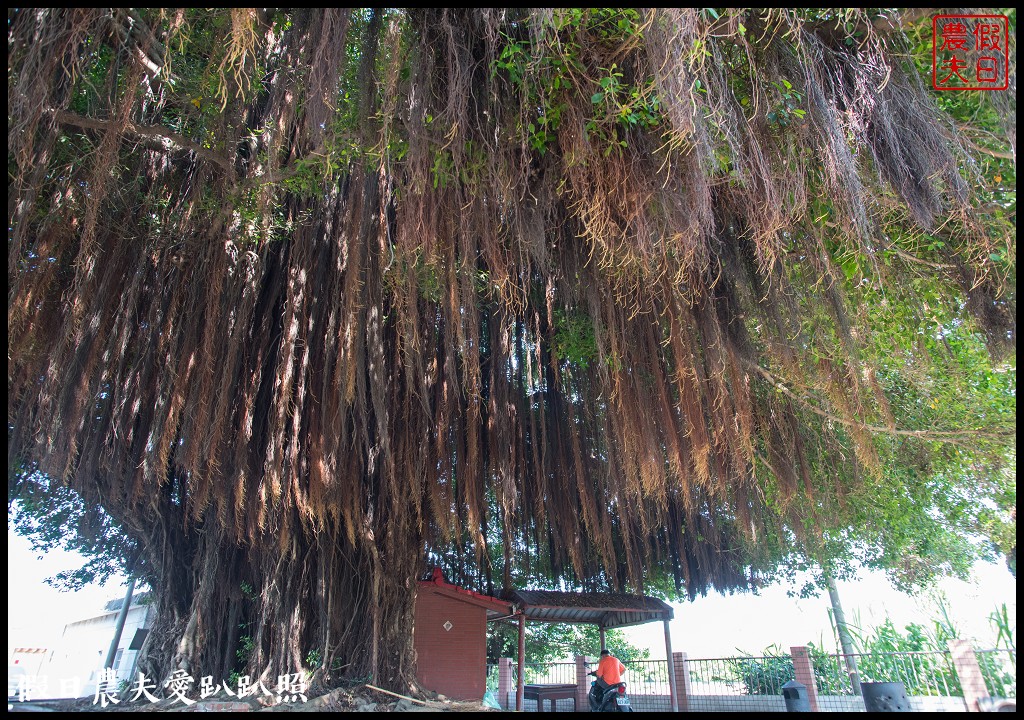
[{"xmin": 502, "ymin": 590, "xmax": 673, "ymax": 629}]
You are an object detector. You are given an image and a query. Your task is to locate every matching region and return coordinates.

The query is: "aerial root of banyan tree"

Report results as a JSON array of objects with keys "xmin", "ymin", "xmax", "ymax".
[
  {"xmin": 7, "ymin": 8, "xmax": 1015, "ymax": 689},
  {"xmin": 130, "ymin": 508, "xmax": 420, "ymax": 690}
]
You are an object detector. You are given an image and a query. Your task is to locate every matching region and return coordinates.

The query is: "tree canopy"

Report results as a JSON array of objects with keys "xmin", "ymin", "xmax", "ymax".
[
  {"xmin": 10, "ymin": 466, "xmax": 145, "ymax": 590},
  {"xmin": 7, "ymin": 8, "xmax": 1015, "ymax": 691}
]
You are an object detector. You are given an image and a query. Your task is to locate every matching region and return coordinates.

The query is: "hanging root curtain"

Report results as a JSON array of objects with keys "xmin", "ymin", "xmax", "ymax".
[{"xmin": 7, "ymin": 8, "xmax": 1015, "ymax": 691}]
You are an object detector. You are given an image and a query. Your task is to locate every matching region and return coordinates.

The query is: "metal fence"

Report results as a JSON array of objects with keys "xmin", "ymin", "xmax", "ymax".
[
  {"xmin": 522, "ymin": 661, "xmax": 576, "ymax": 685},
  {"xmin": 684, "ymin": 655, "xmax": 793, "ymax": 712},
  {"xmin": 488, "ymin": 647, "xmax": 1016, "ymax": 712},
  {"xmin": 683, "ymin": 650, "xmax": 977, "ymax": 712},
  {"xmin": 977, "ymin": 649, "xmax": 1016, "ymax": 698},
  {"xmin": 813, "ymin": 650, "xmax": 967, "ymax": 712},
  {"xmin": 622, "ymin": 659, "xmax": 672, "ymax": 711}
]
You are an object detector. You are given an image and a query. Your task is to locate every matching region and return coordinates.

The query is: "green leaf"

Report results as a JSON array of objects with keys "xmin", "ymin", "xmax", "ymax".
[
  {"xmin": 841, "ymin": 258, "xmax": 858, "ymax": 280},
  {"xmin": 591, "ymin": 92, "xmax": 605, "ymax": 104}
]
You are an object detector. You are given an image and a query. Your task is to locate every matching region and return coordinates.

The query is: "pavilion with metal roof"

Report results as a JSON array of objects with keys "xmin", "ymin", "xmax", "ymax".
[
  {"xmin": 499, "ymin": 589, "xmax": 680, "ymax": 711},
  {"xmin": 503, "ymin": 589, "xmax": 673, "ymax": 628}
]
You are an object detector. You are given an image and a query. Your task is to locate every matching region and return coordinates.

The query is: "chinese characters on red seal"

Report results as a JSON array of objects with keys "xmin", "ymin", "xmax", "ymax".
[{"xmin": 933, "ymin": 15, "xmax": 1009, "ymax": 90}]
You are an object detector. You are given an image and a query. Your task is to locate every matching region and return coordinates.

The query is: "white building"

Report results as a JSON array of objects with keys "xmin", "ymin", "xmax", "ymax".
[{"xmin": 41, "ymin": 592, "xmax": 155, "ymax": 698}]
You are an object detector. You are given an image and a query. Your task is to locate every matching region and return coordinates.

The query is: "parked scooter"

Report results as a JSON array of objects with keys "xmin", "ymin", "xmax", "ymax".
[{"xmin": 587, "ymin": 670, "xmax": 633, "ymax": 712}]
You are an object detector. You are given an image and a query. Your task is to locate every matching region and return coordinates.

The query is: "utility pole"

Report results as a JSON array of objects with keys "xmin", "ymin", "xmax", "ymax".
[
  {"xmin": 826, "ymin": 575, "xmax": 862, "ymax": 696},
  {"xmin": 104, "ymin": 578, "xmax": 137, "ymax": 671}
]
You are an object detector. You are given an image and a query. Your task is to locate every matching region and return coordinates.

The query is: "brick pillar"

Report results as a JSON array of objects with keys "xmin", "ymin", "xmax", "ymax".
[
  {"xmin": 948, "ymin": 640, "xmax": 988, "ymax": 712},
  {"xmin": 498, "ymin": 657, "xmax": 513, "ymax": 709},
  {"xmin": 790, "ymin": 646, "xmax": 820, "ymax": 712},
  {"xmin": 672, "ymin": 652, "xmax": 692, "ymax": 712},
  {"xmin": 576, "ymin": 655, "xmax": 591, "ymax": 712}
]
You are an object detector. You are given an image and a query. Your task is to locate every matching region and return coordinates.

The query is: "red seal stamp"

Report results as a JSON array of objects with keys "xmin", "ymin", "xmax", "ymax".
[{"xmin": 932, "ymin": 15, "xmax": 1009, "ymax": 90}]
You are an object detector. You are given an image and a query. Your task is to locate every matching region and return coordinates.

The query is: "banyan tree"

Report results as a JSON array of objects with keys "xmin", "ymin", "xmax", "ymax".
[{"xmin": 7, "ymin": 8, "xmax": 1016, "ymax": 690}]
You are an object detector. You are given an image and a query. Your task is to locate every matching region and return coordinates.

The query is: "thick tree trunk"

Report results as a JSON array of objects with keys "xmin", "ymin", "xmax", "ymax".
[{"xmin": 134, "ymin": 511, "xmax": 421, "ymax": 691}]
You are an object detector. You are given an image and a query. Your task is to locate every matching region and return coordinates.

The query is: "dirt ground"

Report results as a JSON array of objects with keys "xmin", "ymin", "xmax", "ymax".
[{"xmin": 9, "ymin": 685, "xmax": 499, "ymax": 712}]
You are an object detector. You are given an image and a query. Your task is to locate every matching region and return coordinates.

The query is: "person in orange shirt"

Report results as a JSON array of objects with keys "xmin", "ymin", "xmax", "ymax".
[{"xmin": 595, "ymin": 648, "xmax": 626, "ymax": 689}]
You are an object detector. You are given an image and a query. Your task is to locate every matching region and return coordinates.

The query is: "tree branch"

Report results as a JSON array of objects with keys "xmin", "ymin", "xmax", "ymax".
[
  {"xmin": 53, "ymin": 110, "xmax": 235, "ymax": 174},
  {"xmin": 112, "ymin": 8, "xmax": 166, "ymax": 79},
  {"xmin": 53, "ymin": 110, "xmax": 313, "ymax": 191},
  {"xmin": 871, "ymin": 8, "xmax": 938, "ymax": 33},
  {"xmin": 873, "ymin": 233, "xmax": 955, "ymax": 270},
  {"xmin": 958, "ymin": 133, "xmax": 1016, "ymax": 162},
  {"xmin": 747, "ymin": 361, "xmax": 1014, "ymax": 444}
]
